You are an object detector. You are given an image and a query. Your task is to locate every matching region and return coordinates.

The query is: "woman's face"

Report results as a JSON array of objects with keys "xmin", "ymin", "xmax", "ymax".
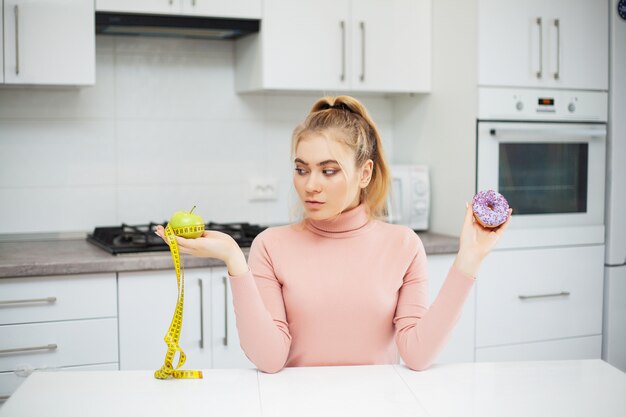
[{"xmin": 293, "ymin": 132, "xmax": 372, "ymax": 220}]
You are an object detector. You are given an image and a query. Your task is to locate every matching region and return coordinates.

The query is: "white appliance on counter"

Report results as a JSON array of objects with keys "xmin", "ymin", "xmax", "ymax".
[
  {"xmin": 387, "ymin": 165, "xmax": 430, "ymax": 231},
  {"xmin": 477, "ymin": 87, "xmax": 608, "ymax": 249},
  {"xmin": 602, "ymin": 0, "xmax": 626, "ymax": 373}
]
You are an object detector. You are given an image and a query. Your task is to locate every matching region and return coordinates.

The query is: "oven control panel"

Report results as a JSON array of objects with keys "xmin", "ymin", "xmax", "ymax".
[{"xmin": 478, "ymin": 87, "xmax": 608, "ymax": 122}]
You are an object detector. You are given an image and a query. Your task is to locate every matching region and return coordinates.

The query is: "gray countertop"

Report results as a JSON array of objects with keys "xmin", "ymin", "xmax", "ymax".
[{"xmin": 0, "ymin": 232, "xmax": 459, "ymax": 279}]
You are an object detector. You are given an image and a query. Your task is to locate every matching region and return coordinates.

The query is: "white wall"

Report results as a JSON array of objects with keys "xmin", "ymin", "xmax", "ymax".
[
  {"xmin": 0, "ymin": 35, "xmax": 394, "ymax": 235},
  {"xmin": 392, "ymin": 0, "xmax": 478, "ymax": 237}
]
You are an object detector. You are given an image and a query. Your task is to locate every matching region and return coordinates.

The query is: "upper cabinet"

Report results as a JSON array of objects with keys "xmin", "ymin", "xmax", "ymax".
[
  {"xmin": 2, "ymin": 0, "xmax": 95, "ymax": 85},
  {"xmin": 478, "ymin": 0, "xmax": 608, "ymax": 90},
  {"xmin": 96, "ymin": 0, "xmax": 261, "ymax": 19},
  {"xmin": 235, "ymin": 0, "xmax": 431, "ymax": 93}
]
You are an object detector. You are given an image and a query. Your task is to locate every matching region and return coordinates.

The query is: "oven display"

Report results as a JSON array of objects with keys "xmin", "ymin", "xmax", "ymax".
[{"xmin": 538, "ymin": 98, "xmax": 555, "ymax": 106}]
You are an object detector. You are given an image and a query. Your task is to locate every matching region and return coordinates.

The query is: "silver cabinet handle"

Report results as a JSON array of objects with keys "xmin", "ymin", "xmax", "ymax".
[
  {"xmin": 0, "ymin": 343, "xmax": 58, "ymax": 355},
  {"xmin": 0, "ymin": 395, "xmax": 10, "ymax": 402},
  {"xmin": 192, "ymin": 0, "xmax": 196, "ymax": 6},
  {"xmin": 222, "ymin": 276, "xmax": 228, "ymax": 346},
  {"xmin": 536, "ymin": 17, "xmax": 542, "ymax": 79},
  {"xmin": 359, "ymin": 21, "xmax": 365, "ymax": 82},
  {"xmin": 0, "ymin": 296, "xmax": 57, "ymax": 306},
  {"xmin": 340, "ymin": 20, "xmax": 346, "ymax": 82},
  {"xmin": 554, "ymin": 19, "xmax": 560, "ymax": 80},
  {"xmin": 518, "ymin": 291, "xmax": 570, "ymax": 300},
  {"xmin": 169, "ymin": 0, "xmax": 174, "ymax": 5},
  {"xmin": 15, "ymin": 5, "xmax": 19, "ymax": 75},
  {"xmin": 198, "ymin": 278, "xmax": 205, "ymax": 349}
]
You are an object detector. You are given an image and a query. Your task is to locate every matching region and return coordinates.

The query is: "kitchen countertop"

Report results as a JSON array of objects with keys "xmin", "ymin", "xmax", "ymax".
[
  {"xmin": 0, "ymin": 231, "xmax": 459, "ymax": 278},
  {"xmin": 1, "ymin": 360, "xmax": 624, "ymax": 417}
]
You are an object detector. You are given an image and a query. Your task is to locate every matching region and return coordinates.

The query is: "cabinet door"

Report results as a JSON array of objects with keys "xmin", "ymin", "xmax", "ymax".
[
  {"xmin": 540, "ymin": 0, "xmax": 608, "ymax": 90},
  {"xmin": 180, "ymin": 0, "xmax": 261, "ymax": 19},
  {"xmin": 96, "ymin": 0, "xmax": 180, "ymax": 14},
  {"xmin": 118, "ymin": 269, "xmax": 212, "ymax": 371},
  {"xmin": 261, "ymin": 0, "xmax": 350, "ymax": 91},
  {"xmin": 475, "ymin": 245, "xmax": 604, "ymax": 348},
  {"xmin": 210, "ymin": 268, "xmax": 255, "ymax": 368},
  {"xmin": 427, "ymin": 254, "xmax": 475, "ymax": 364},
  {"xmin": 3, "ymin": 0, "xmax": 95, "ymax": 85},
  {"xmin": 478, "ymin": 0, "xmax": 546, "ymax": 88},
  {"xmin": 479, "ymin": 0, "xmax": 608, "ymax": 90},
  {"xmin": 350, "ymin": 0, "xmax": 430, "ymax": 93}
]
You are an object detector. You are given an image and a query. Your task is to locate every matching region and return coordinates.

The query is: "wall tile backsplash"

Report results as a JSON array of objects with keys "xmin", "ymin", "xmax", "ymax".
[{"xmin": 0, "ymin": 36, "xmax": 393, "ymax": 235}]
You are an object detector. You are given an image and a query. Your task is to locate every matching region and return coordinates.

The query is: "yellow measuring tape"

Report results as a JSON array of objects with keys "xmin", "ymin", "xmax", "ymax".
[{"xmin": 154, "ymin": 224, "xmax": 203, "ymax": 380}]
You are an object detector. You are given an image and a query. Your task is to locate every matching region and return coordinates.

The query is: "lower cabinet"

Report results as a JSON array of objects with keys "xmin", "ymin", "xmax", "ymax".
[
  {"xmin": 0, "ymin": 273, "xmax": 118, "ymax": 405},
  {"xmin": 475, "ymin": 245, "xmax": 604, "ymax": 362},
  {"xmin": 118, "ymin": 267, "xmax": 253, "ymax": 371},
  {"xmin": 427, "ymin": 254, "xmax": 476, "ymax": 364}
]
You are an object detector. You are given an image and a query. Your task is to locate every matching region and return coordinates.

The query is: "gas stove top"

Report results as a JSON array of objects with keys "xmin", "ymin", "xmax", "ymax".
[{"xmin": 87, "ymin": 221, "xmax": 266, "ymax": 254}]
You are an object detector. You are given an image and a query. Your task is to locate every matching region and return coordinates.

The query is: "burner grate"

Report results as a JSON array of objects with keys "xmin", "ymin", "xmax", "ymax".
[{"xmin": 87, "ymin": 221, "xmax": 265, "ymax": 254}]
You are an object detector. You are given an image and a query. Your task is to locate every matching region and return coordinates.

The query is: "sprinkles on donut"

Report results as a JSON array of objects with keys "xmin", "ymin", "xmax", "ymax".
[{"xmin": 472, "ymin": 190, "xmax": 510, "ymax": 228}]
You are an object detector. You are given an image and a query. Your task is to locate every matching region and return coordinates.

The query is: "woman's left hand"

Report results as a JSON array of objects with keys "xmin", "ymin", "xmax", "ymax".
[{"xmin": 452, "ymin": 203, "xmax": 512, "ymax": 277}]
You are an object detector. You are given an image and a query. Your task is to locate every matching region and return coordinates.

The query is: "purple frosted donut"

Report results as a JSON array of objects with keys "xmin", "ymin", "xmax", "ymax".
[{"xmin": 472, "ymin": 190, "xmax": 510, "ymax": 228}]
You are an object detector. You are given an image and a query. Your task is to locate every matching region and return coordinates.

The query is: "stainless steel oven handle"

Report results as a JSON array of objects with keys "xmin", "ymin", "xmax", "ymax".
[{"xmin": 489, "ymin": 126, "xmax": 606, "ymax": 139}]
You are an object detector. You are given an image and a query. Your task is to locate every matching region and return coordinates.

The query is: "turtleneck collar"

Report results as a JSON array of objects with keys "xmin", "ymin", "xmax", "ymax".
[{"xmin": 304, "ymin": 203, "xmax": 375, "ymax": 238}]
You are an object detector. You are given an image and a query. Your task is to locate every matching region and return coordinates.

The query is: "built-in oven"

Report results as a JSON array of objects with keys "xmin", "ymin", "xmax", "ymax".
[{"xmin": 477, "ymin": 87, "xmax": 608, "ymax": 248}]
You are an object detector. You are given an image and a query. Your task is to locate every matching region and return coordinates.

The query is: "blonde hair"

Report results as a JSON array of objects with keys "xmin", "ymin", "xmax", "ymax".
[{"xmin": 291, "ymin": 96, "xmax": 390, "ymax": 218}]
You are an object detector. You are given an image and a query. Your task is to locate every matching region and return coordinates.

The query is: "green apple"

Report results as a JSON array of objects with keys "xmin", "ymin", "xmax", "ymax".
[{"xmin": 168, "ymin": 206, "xmax": 205, "ymax": 239}]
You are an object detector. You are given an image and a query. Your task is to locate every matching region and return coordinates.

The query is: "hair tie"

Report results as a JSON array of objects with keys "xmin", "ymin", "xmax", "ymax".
[{"xmin": 327, "ymin": 103, "xmax": 349, "ymax": 111}]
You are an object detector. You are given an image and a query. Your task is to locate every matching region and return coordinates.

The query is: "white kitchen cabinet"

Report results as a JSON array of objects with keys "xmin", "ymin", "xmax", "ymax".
[
  {"xmin": 478, "ymin": 0, "xmax": 608, "ymax": 90},
  {"xmin": 96, "ymin": 0, "xmax": 261, "ymax": 19},
  {"xmin": 118, "ymin": 267, "xmax": 252, "ymax": 371},
  {"xmin": 427, "ymin": 253, "xmax": 475, "ymax": 364},
  {"xmin": 475, "ymin": 245, "xmax": 604, "ymax": 360},
  {"xmin": 0, "ymin": 273, "xmax": 118, "ymax": 403},
  {"xmin": 2, "ymin": 0, "xmax": 95, "ymax": 85},
  {"xmin": 235, "ymin": 0, "xmax": 431, "ymax": 93},
  {"xmin": 210, "ymin": 267, "xmax": 254, "ymax": 369}
]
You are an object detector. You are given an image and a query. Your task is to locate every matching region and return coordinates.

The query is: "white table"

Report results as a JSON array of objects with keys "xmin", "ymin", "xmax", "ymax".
[{"xmin": 1, "ymin": 360, "xmax": 624, "ymax": 417}]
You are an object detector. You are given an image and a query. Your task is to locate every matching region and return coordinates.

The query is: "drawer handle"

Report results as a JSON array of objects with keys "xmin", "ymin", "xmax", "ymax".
[
  {"xmin": 0, "ymin": 395, "xmax": 10, "ymax": 402},
  {"xmin": 518, "ymin": 291, "xmax": 570, "ymax": 300},
  {"xmin": 0, "ymin": 296, "xmax": 57, "ymax": 306},
  {"xmin": 0, "ymin": 343, "xmax": 58, "ymax": 355}
]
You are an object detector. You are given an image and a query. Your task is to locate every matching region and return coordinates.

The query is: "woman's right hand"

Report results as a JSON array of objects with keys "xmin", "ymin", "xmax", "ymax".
[{"xmin": 155, "ymin": 225, "xmax": 249, "ymax": 276}]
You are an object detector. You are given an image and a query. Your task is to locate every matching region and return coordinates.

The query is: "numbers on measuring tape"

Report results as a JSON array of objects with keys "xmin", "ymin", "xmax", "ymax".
[{"xmin": 154, "ymin": 224, "xmax": 203, "ymax": 380}]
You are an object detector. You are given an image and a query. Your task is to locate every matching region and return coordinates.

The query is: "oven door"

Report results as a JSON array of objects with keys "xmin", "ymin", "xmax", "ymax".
[{"xmin": 477, "ymin": 122, "xmax": 606, "ymax": 245}]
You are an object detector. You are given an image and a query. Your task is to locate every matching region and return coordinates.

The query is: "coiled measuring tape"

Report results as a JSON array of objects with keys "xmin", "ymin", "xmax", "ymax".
[{"xmin": 154, "ymin": 224, "xmax": 203, "ymax": 380}]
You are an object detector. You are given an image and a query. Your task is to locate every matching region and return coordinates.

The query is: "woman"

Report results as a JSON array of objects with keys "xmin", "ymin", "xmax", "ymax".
[{"xmin": 156, "ymin": 96, "xmax": 511, "ymax": 373}]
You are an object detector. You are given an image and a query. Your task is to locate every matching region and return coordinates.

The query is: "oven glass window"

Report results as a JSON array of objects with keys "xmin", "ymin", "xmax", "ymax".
[{"xmin": 498, "ymin": 143, "xmax": 588, "ymax": 214}]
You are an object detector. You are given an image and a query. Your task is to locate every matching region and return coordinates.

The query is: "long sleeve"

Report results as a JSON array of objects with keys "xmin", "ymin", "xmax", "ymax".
[
  {"xmin": 228, "ymin": 234, "xmax": 292, "ymax": 373},
  {"xmin": 393, "ymin": 240, "xmax": 475, "ymax": 371}
]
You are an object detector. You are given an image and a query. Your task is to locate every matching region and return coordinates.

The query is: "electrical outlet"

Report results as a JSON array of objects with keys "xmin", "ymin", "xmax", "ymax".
[{"xmin": 248, "ymin": 178, "xmax": 278, "ymax": 201}]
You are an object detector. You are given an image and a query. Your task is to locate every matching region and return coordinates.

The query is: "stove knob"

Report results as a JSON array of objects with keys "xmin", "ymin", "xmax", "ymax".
[
  {"xmin": 515, "ymin": 101, "xmax": 524, "ymax": 111},
  {"xmin": 568, "ymin": 102, "xmax": 576, "ymax": 113}
]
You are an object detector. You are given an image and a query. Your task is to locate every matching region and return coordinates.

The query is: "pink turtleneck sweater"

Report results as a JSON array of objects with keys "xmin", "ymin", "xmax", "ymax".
[{"xmin": 228, "ymin": 204, "xmax": 475, "ymax": 373}]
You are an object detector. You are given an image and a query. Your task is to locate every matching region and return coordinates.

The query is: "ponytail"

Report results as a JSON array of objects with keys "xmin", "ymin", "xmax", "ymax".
[{"xmin": 291, "ymin": 96, "xmax": 391, "ymax": 218}]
